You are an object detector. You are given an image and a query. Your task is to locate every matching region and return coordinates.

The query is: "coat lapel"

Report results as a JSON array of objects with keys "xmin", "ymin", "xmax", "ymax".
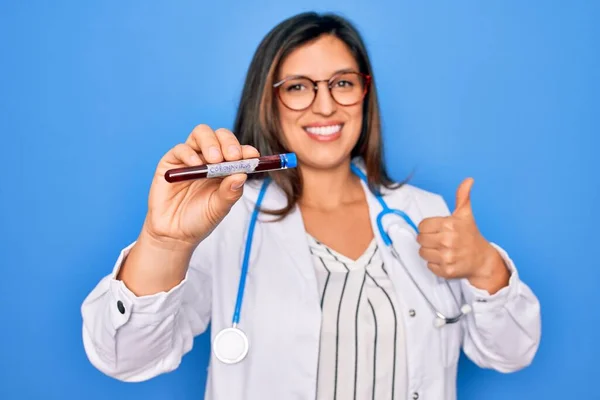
[
  {"xmin": 359, "ymin": 175, "xmax": 453, "ymax": 316},
  {"xmin": 242, "ymin": 179, "xmax": 319, "ymax": 292}
]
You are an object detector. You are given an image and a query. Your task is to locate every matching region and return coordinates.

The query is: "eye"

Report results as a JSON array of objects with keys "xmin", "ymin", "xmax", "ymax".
[
  {"xmin": 286, "ymin": 83, "xmax": 306, "ymax": 92},
  {"xmin": 335, "ymin": 80, "xmax": 354, "ymax": 88},
  {"xmin": 281, "ymin": 78, "xmax": 313, "ymax": 93}
]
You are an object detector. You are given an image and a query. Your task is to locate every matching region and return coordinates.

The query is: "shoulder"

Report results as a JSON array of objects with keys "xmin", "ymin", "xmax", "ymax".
[
  {"xmin": 352, "ymin": 157, "xmax": 452, "ymax": 219},
  {"xmin": 380, "ymin": 182, "xmax": 452, "ymax": 219},
  {"xmin": 387, "ymin": 183, "xmax": 447, "ymax": 208}
]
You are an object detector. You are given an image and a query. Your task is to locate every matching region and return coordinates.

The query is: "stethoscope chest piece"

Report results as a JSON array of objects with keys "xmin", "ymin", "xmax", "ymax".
[{"xmin": 213, "ymin": 327, "xmax": 249, "ymax": 364}]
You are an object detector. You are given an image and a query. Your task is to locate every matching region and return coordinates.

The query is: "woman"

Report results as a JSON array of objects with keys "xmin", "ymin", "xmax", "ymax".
[{"xmin": 81, "ymin": 12, "xmax": 541, "ymax": 400}]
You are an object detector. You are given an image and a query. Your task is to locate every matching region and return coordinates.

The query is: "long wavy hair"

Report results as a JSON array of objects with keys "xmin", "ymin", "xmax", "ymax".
[{"xmin": 233, "ymin": 12, "xmax": 402, "ymax": 216}]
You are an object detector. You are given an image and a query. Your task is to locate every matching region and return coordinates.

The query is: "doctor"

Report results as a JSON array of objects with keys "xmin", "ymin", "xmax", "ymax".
[{"xmin": 81, "ymin": 11, "xmax": 541, "ymax": 400}]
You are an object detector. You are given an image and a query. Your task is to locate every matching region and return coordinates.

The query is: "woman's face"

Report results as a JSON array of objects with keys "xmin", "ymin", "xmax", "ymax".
[{"xmin": 274, "ymin": 34, "xmax": 365, "ymax": 171}]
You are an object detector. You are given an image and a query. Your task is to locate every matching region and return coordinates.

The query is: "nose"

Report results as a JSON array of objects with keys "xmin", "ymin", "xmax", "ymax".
[{"xmin": 310, "ymin": 82, "xmax": 336, "ymax": 116}]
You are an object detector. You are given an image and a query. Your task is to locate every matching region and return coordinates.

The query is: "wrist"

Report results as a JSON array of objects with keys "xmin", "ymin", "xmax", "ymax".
[
  {"xmin": 467, "ymin": 242, "xmax": 510, "ymax": 294},
  {"xmin": 140, "ymin": 220, "xmax": 199, "ymax": 254},
  {"xmin": 116, "ymin": 226, "xmax": 197, "ymax": 297}
]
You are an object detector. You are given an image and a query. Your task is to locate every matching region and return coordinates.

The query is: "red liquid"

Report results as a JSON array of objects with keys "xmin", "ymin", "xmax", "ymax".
[{"xmin": 165, "ymin": 155, "xmax": 284, "ymax": 183}]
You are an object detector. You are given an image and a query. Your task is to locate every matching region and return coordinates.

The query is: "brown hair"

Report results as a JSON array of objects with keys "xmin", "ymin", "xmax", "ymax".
[{"xmin": 233, "ymin": 12, "xmax": 403, "ymax": 216}]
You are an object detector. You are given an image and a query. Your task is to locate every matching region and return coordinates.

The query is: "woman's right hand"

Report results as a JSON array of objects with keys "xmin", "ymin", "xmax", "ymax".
[{"xmin": 142, "ymin": 124, "xmax": 259, "ymax": 250}]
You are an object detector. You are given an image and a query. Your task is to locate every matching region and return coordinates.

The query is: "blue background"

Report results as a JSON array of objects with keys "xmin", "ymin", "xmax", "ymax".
[{"xmin": 1, "ymin": 1, "xmax": 598, "ymax": 399}]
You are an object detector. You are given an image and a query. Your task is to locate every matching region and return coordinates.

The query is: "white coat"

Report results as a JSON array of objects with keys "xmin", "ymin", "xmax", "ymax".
[{"xmin": 81, "ymin": 163, "xmax": 541, "ymax": 400}]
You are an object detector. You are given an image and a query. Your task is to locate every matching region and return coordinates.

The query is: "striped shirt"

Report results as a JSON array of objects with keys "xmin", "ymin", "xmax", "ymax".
[{"xmin": 308, "ymin": 235, "xmax": 407, "ymax": 400}]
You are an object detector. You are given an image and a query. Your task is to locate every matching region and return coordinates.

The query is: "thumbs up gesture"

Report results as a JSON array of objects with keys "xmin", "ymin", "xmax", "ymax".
[{"xmin": 416, "ymin": 178, "xmax": 510, "ymax": 293}]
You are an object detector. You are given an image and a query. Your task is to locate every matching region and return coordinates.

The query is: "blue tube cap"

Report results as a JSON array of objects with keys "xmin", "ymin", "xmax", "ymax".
[{"xmin": 282, "ymin": 153, "xmax": 297, "ymax": 169}]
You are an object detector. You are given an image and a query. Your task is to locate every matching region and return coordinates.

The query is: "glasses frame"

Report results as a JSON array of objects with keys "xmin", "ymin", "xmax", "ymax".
[{"xmin": 272, "ymin": 71, "xmax": 372, "ymax": 111}]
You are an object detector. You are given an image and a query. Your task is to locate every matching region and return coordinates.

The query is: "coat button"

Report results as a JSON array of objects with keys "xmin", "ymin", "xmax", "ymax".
[
  {"xmin": 117, "ymin": 300, "xmax": 125, "ymax": 314},
  {"xmin": 409, "ymin": 309, "xmax": 416, "ymax": 317},
  {"xmin": 412, "ymin": 392, "xmax": 419, "ymax": 399}
]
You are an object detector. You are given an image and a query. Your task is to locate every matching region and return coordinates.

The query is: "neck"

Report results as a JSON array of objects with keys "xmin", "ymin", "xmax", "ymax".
[{"xmin": 298, "ymin": 159, "xmax": 364, "ymax": 210}]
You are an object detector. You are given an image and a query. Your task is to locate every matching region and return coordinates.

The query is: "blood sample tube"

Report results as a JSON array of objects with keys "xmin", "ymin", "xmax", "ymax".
[{"xmin": 164, "ymin": 153, "xmax": 297, "ymax": 183}]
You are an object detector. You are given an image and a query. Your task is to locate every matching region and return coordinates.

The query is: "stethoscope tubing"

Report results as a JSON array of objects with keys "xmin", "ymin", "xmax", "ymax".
[
  {"xmin": 214, "ymin": 163, "xmax": 472, "ymax": 365},
  {"xmin": 232, "ymin": 164, "xmax": 469, "ymax": 329},
  {"xmin": 232, "ymin": 178, "xmax": 272, "ymax": 326}
]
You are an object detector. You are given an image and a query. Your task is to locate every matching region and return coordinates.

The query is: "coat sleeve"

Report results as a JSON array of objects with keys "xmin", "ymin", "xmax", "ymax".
[
  {"xmin": 430, "ymin": 192, "xmax": 542, "ymax": 373},
  {"xmin": 459, "ymin": 243, "xmax": 541, "ymax": 372},
  {"xmin": 80, "ymin": 237, "xmax": 214, "ymax": 382}
]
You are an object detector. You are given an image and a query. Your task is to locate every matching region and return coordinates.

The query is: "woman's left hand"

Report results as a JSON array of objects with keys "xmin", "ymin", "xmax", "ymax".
[{"xmin": 416, "ymin": 178, "xmax": 510, "ymax": 294}]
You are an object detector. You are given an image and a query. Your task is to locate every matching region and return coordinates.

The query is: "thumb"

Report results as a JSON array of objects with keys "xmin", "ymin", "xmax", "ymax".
[
  {"xmin": 453, "ymin": 177, "xmax": 474, "ymax": 218},
  {"xmin": 209, "ymin": 173, "xmax": 248, "ymax": 218}
]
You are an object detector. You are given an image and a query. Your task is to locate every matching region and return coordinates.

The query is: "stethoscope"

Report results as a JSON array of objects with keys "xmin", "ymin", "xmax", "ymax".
[{"xmin": 212, "ymin": 163, "xmax": 472, "ymax": 365}]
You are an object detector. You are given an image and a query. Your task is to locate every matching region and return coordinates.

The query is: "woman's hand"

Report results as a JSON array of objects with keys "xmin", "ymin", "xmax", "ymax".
[
  {"xmin": 416, "ymin": 178, "xmax": 510, "ymax": 294},
  {"xmin": 142, "ymin": 124, "xmax": 260, "ymax": 250},
  {"xmin": 117, "ymin": 125, "xmax": 259, "ymax": 296}
]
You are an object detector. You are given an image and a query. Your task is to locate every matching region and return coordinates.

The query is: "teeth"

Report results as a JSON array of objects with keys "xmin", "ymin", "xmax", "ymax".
[{"xmin": 305, "ymin": 124, "xmax": 342, "ymax": 136}]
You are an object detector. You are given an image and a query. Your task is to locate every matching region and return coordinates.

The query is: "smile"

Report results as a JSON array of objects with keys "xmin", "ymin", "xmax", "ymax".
[{"xmin": 304, "ymin": 124, "xmax": 343, "ymax": 137}]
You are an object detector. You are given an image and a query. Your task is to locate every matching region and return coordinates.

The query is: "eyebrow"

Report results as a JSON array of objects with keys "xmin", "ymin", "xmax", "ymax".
[{"xmin": 277, "ymin": 67, "xmax": 358, "ymax": 81}]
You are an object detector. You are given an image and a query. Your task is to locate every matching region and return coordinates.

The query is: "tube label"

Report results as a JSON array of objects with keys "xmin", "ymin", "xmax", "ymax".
[{"xmin": 206, "ymin": 159, "xmax": 260, "ymax": 178}]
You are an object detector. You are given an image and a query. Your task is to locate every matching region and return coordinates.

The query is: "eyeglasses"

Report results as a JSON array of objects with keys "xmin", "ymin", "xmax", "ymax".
[{"xmin": 273, "ymin": 71, "xmax": 371, "ymax": 111}]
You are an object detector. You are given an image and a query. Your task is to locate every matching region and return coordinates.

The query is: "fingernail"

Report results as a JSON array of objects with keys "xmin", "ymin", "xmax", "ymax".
[
  {"xmin": 231, "ymin": 180, "xmax": 245, "ymax": 191},
  {"xmin": 209, "ymin": 146, "xmax": 221, "ymax": 160},
  {"xmin": 191, "ymin": 154, "xmax": 201, "ymax": 164},
  {"xmin": 228, "ymin": 145, "xmax": 241, "ymax": 158}
]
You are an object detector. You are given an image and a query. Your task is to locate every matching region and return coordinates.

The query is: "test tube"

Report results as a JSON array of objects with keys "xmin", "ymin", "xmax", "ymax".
[{"xmin": 164, "ymin": 153, "xmax": 297, "ymax": 183}]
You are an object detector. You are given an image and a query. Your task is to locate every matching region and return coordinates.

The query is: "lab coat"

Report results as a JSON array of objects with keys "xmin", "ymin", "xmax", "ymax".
[{"xmin": 81, "ymin": 165, "xmax": 541, "ymax": 400}]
